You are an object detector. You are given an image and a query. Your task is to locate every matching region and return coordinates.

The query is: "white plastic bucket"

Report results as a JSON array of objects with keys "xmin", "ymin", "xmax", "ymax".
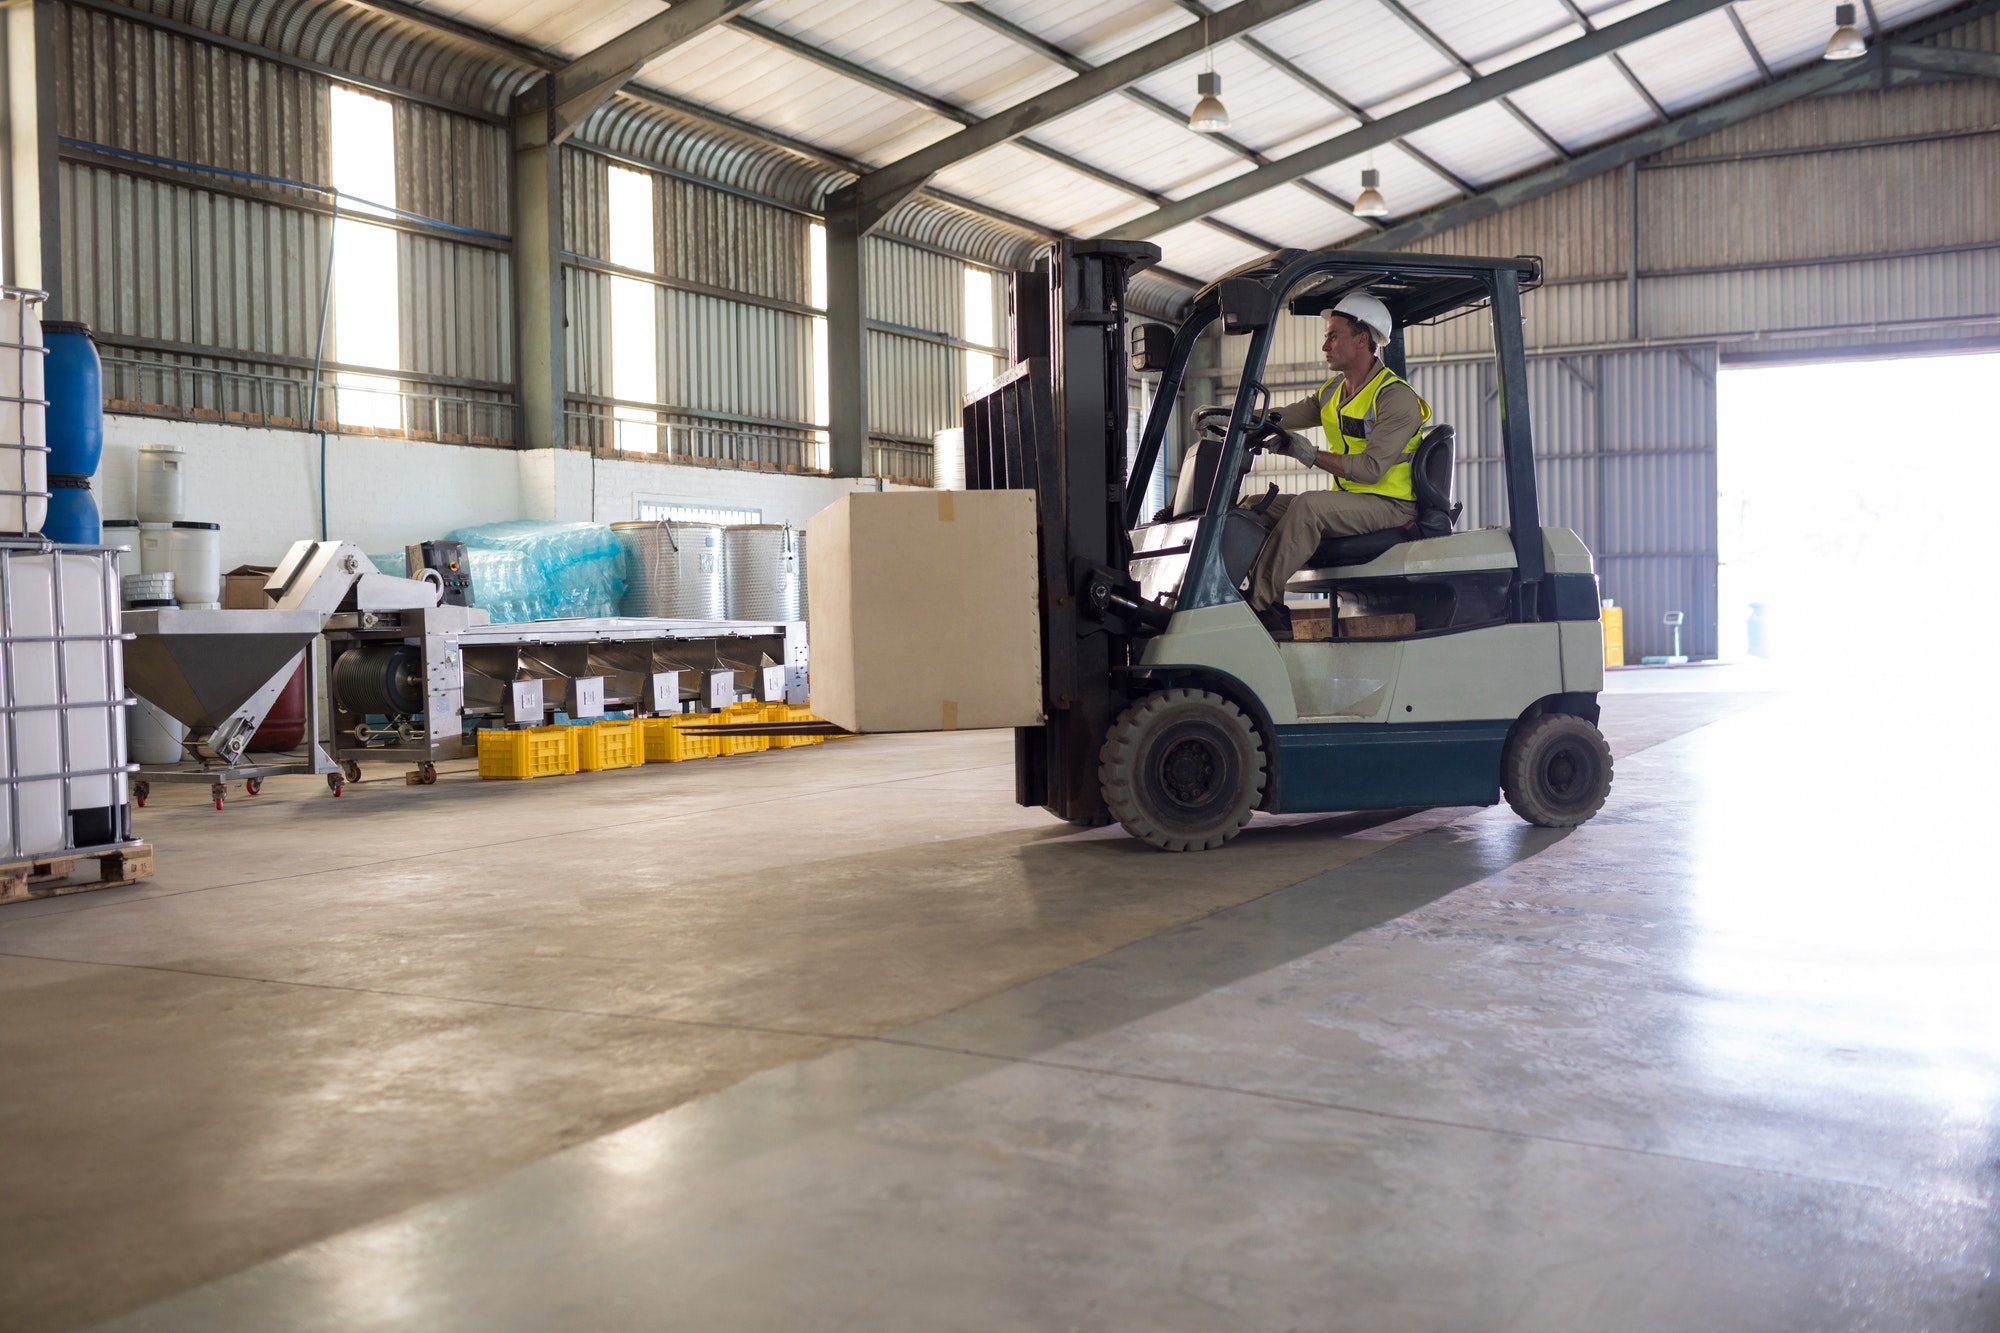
[
  {"xmin": 168, "ymin": 521, "xmax": 221, "ymax": 605},
  {"xmin": 137, "ymin": 444, "xmax": 186, "ymax": 523},
  {"xmin": 128, "ymin": 698, "xmax": 185, "ymax": 766},
  {"xmin": 138, "ymin": 522, "xmax": 173, "ymax": 574}
]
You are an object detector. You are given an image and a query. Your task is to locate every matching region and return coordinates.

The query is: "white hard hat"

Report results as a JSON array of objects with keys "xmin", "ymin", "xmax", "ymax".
[{"xmin": 1328, "ymin": 292, "xmax": 1393, "ymax": 346}]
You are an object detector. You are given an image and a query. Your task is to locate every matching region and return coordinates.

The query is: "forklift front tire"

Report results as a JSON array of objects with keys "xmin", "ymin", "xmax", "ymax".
[
  {"xmin": 1501, "ymin": 712, "xmax": 1613, "ymax": 828},
  {"xmin": 1100, "ymin": 688, "xmax": 1265, "ymax": 852}
]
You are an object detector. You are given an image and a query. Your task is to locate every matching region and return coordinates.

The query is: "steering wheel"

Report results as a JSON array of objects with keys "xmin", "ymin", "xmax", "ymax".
[{"xmin": 1193, "ymin": 405, "xmax": 1287, "ymax": 453}]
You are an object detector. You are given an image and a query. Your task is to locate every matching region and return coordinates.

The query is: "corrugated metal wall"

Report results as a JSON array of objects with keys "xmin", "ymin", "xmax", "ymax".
[
  {"xmin": 55, "ymin": 0, "xmax": 516, "ymax": 441},
  {"xmin": 1416, "ymin": 348, "xmax": 1718, "ymax": 661}
]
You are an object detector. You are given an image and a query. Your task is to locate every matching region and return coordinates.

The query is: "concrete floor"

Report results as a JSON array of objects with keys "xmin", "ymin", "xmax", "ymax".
[{"xmin": 4, "ymin": 665, "xmax": 1995, "ymax": 1331}]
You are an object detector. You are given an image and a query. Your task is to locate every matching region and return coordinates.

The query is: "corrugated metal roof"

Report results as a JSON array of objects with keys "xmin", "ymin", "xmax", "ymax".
[{"xmin": 137, "ymin": 0, "xmax": 1975, "ymax": 287}]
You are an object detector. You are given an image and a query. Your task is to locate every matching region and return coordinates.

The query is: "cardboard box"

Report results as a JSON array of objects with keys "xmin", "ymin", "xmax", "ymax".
[
  {"xmin": 222, "ymin": 565, "xmax": 276, "ymax": 609},
  {"xmin": 1338, "ymin": 612, "xmax": 1417, "ymax": 640},
  {"xmin": 806, "ymin": 490, "xmax": 1042, "ymax": 733}
]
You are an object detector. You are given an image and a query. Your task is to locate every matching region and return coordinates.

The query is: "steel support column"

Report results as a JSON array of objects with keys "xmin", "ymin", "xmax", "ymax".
[
  {"xmin": 825, "ymin": 207, "xmax": 868, "ymax": 478},
  {"xmin": 2, "ymin": 0, "xmax": 62, "ymax": 313},
  {"xmin": 512, "ymin": 95, "xmax": 565, "ymax": 450}
]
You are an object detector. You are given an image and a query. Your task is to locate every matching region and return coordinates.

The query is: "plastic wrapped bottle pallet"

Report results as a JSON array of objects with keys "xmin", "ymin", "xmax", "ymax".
[
  {"xmin": 477, "ymin": 725, "xmax": 577, "ymax": 780},
  {"xmin": 638, "ymin": 715, "xmax": 717, "ymax": 763},
  {"xmin": 573, "ymin": 718, "xmax": 641, "ymax": 772}
]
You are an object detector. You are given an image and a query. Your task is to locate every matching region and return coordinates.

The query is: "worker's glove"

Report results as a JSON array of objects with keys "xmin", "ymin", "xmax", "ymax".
[{"xmin": 1280, "ymin": 432, "xmax": 1318, "ymax": 466}]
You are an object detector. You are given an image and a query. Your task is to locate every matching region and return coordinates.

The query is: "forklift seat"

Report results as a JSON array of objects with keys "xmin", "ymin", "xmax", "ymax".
[{"xmin": 1300, "ymin": 424, "xmax": 1461, "ymax": 569}]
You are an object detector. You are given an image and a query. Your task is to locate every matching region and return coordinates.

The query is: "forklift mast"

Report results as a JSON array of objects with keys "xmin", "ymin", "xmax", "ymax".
[{"xmin": 961, "ymin": 239, "xmax": 1161, "ymax": 823}]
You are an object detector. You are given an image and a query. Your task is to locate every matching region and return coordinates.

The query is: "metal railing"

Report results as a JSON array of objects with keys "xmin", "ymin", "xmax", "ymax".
[
  {"xmin": 100, "ymin": 355, "xmax": 516, "ymax": 446},
  {"xmin": 869, "ymin": 439, "xmax": 934, "ymax": 486},
  {"xmin": 564, "ymin": 399, "xmax": 826, "ymax": 473}
]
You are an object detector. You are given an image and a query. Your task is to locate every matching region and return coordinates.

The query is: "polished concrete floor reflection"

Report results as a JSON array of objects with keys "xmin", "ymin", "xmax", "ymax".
[{"xmin": 5, "ymin": 664, "xmax": 1995, "ymax": 1331}]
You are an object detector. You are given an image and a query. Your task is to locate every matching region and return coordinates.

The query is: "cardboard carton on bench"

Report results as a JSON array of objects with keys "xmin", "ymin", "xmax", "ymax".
[
  {"xmin": 806, "ymin": 490, "xmax": 1042, "ymax": 734},
  {"xmin": 222, "ymin": 565, "xmax": 277, "ymax": 609}
]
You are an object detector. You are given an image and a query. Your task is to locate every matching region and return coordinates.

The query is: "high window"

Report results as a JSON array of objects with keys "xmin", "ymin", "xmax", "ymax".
[
  {"xmin": 810, "ymin": 222, "xmax": 830, "ymax": 471},
  {"xmin": 964, "ymin": 266, "xmax": 996, "ymax": 395},
  {"xmin": 608, "ymin": 166, "xmax": 659, "ymax": 453},
  {"xmin": 327, "ymin": 86, "xmax": 402, "ymax": 431}
]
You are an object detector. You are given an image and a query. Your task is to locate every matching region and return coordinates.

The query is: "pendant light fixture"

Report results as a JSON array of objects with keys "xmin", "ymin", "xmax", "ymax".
[
  {"xmin": 1189, "ymin": 15, "xmax": 1230, "ymax": 133},
  {"xmin": 1823, "ymin": 4, "xmax": 1867, "ymax": 59},
  {"xmin": 1353, "ymin": 168, "xmax": 1389, "ymax": 219}
]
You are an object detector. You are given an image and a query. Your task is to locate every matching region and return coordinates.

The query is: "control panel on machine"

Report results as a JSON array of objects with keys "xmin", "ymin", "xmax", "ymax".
[{"xmin": 406, "ymin": 540, "xmax": 473, "ymax": 607}]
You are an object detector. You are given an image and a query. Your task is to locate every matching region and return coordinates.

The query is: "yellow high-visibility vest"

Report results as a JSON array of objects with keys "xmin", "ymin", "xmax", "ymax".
[{"xmin": 1318, "ymin": 363, "xmax": 1430, "ymax": 502}]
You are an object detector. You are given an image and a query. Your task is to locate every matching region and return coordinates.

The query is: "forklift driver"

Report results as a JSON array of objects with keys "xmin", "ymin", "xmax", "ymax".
[{"xmin": 1241, "ymin": 292, "xmax": 1429, "ymax": 640}]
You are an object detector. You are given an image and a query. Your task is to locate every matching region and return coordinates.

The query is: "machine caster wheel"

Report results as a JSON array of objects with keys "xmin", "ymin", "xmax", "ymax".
[
  {"xmin": 418, "ymin": 762, "xmax": 438, "ymax": 786},
  {"xmin": 211, "ymin": 782, "xmax": 227, "ymax": 810},
  {"xmin": 245, "ymin": 777, "xmax": 263, "ymax": 796},
  {"xmin": 342, "ymin": 760, "xmax": 363, "ymax": 784},
  {"xmin": 134, "ymin": 780, "xmax": 150, "ymax": 808},
  {"xmin": 1099, "ymin": 688, "xmax": 1265, "ymax": 852},
  {"xmin": 1501, "ymin": 712, "xmax": 1613, "ymax": 828},
  {"xmin": 327, "ymin": 773, "xmax": 344, "ymax": 797}
]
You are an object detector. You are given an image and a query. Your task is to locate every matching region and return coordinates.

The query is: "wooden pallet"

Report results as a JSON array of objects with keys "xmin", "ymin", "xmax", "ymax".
[{"xmin": 0, "ymin": 844, "xmax": 155, "ymax": 906}]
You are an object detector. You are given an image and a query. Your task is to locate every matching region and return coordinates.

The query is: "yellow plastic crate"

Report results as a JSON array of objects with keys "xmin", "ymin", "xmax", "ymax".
[
  {"xmin": 639, "ymin": 714, "xmax": 718, "ymax": 763},
  {"xmin": 707, "ymin": 702, "xmax": 769, "ymax": 756},
  {"xmin": 477, "ymin": 725, "xmax": 577, "ymax": 780},
  {"xmin": 770, "ymin": 703, "xmax": 825, "ymax": 748},
  {"xmin": 574, "ymin": 718, "xmax": 642, "ymax": 771}
]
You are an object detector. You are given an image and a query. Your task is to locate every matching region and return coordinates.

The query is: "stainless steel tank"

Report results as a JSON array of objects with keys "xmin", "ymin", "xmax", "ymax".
[
  {"xmin": 613, "ymin": 521, "xmax": 726, "ymax": 619},
  {"xmin": 723, "ymin": 524, "xmax": 805, "ymax": 622}
]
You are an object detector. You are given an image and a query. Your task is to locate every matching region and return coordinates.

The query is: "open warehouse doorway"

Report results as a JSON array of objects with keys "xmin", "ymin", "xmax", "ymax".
[{"xmin": 1718, "ymin": 351, "xmax": 2000, "ymax": 675}]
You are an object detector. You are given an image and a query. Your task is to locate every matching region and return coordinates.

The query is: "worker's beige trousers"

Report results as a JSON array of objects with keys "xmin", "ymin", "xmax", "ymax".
[{"xmin": 1243, "ymin": 489, "xmax": 1416, "ymax": 610}]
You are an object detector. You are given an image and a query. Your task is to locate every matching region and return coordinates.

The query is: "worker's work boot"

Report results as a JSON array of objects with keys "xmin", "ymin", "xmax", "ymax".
[{"xmin": 1255, "ymin": 603, "xmax": 1293, "ymax": 641}]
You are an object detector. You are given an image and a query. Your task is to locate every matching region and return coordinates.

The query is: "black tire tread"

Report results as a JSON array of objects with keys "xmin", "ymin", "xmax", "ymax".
[
  {"xmin": 1099, "ymin": 688, "xmax": 1265, "ymax": 852},
  {"xmin": 1501, "ymin": 712, "xmax": 1613, "ymax": 827}
]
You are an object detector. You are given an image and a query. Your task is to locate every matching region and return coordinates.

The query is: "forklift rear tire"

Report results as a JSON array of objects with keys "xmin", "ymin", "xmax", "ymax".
[
  {"xmin": 1100, "ymin": 688, "xmax": 1265, "ymax": 852},
  {"xmin": 1501, "ymin": 712, "xmax": 1613, "ymax": 828}
]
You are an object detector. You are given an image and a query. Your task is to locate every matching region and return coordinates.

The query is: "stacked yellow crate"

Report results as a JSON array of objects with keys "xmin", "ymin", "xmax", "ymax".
[
  {"xmin": 638, "ymin": 714, "xmax": 718, "ymax": 763},
  {"xmin": 714, "ymin": 701, "xmax": 773, "ymax": 756},
  {"xmin": 769, "ymin": 702, "xmax": 825, "ymax": 748},
  {"xmin": 477, "ymin": 725, "xmax": 579, "ymax": 779},
  {"xmin": 574, "ymin": 718, "xmax": 642, "ymax": 771}
]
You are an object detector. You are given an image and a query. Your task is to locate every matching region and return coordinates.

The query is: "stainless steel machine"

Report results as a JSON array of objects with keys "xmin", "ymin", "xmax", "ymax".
[{"xmin": 125, "ymin": 539, "xmax": 810, "ymax": 799}]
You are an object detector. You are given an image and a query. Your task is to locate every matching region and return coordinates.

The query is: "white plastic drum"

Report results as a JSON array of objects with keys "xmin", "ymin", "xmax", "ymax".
[
  {"xmin": 614, "ymin": 521, "xmax": 726, "ymax": 619},
  {"xmin": 137, "ymin": 443, "xmax": 186, "ymax": 524},
  {"xmin": 723, "ymin": 525, "xmax": 805, "ymax": 622},
  {"xmin": 168, "ymin": 521, "xmax": 222, "ymax": 605},
  {"xmin": 0, "ymin": 545, "xmax": 129, "ymax": 859},
  {"xmin": 0, "ymin": 289, "xmax": 48, "ymax": 536},
  {"xmin": 138, "ymin": 522, "xmax": 173, "ymax": 574},
  {"xmin": 127, "ymin": 698, "xmax": 186, "ymax": 766}
]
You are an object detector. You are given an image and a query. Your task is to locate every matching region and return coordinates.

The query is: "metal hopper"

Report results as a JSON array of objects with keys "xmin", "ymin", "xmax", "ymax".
[{"xmin": 123, "ymin": 607, "xmax": 327, "ymax": 761}]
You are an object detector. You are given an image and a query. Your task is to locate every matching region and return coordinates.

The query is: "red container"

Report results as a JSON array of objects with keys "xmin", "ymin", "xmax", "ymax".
[{"xmin": 249, "ymin": 661, "xmax": 306, "ymax": 752}]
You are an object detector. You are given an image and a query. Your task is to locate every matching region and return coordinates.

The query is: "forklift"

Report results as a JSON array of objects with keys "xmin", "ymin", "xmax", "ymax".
[{"xmin": 961, "ymin": 240, "xmax": 1612, "ymax": 851}]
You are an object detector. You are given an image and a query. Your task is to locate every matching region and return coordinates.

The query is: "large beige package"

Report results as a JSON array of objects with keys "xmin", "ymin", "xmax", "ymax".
[{"xmin": 806, "ymin": 489, "xmax": 1043, "ymax": 733}]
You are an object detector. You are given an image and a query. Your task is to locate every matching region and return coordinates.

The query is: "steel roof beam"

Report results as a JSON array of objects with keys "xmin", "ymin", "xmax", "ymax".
[
  {"xmin": 828, "ymin": 0, "xmax": 1324, "ymax": 232},
  {"xmin": 942, "ymin": 2, "xmax": 1383, "ymax": 229},
  {"xmin": 728, "ymin": 19, "xmax": 1287, "ymax": 255},
  {"xmin": 1549, "ymin": 0, "xmax": 1669, "ymax": 122},
  {"xmin": 1724, "ymin": 5, "xmax": 1775, "ymax": 82},
  {"xmin": 1097, "ymin": 0, "xmax": 1737, "ymax": 242},
  {"xmin": 1347, "ymin": 7, "xmax": 2000, "ymax": 257},
  {"xmin": 1368, "ymin": 0, "xmax": 1573, "ymax": 158},
  {"xmin": 1886, "ymin": 43, "xmax": 2000, "ymax": 79},
  {"xmin": 532, "ymin": 0, "xmax": 761, "ymax": 144}
]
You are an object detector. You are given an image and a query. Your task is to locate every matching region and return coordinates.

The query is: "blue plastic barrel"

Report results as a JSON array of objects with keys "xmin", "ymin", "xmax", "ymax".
[
  {"xmin": 42, "ymin": 474, "xmax": 99, "ymax": 544},
  {"xmin": 43, "ymin": 321, "xmax": 103, "ymax": 478}
]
